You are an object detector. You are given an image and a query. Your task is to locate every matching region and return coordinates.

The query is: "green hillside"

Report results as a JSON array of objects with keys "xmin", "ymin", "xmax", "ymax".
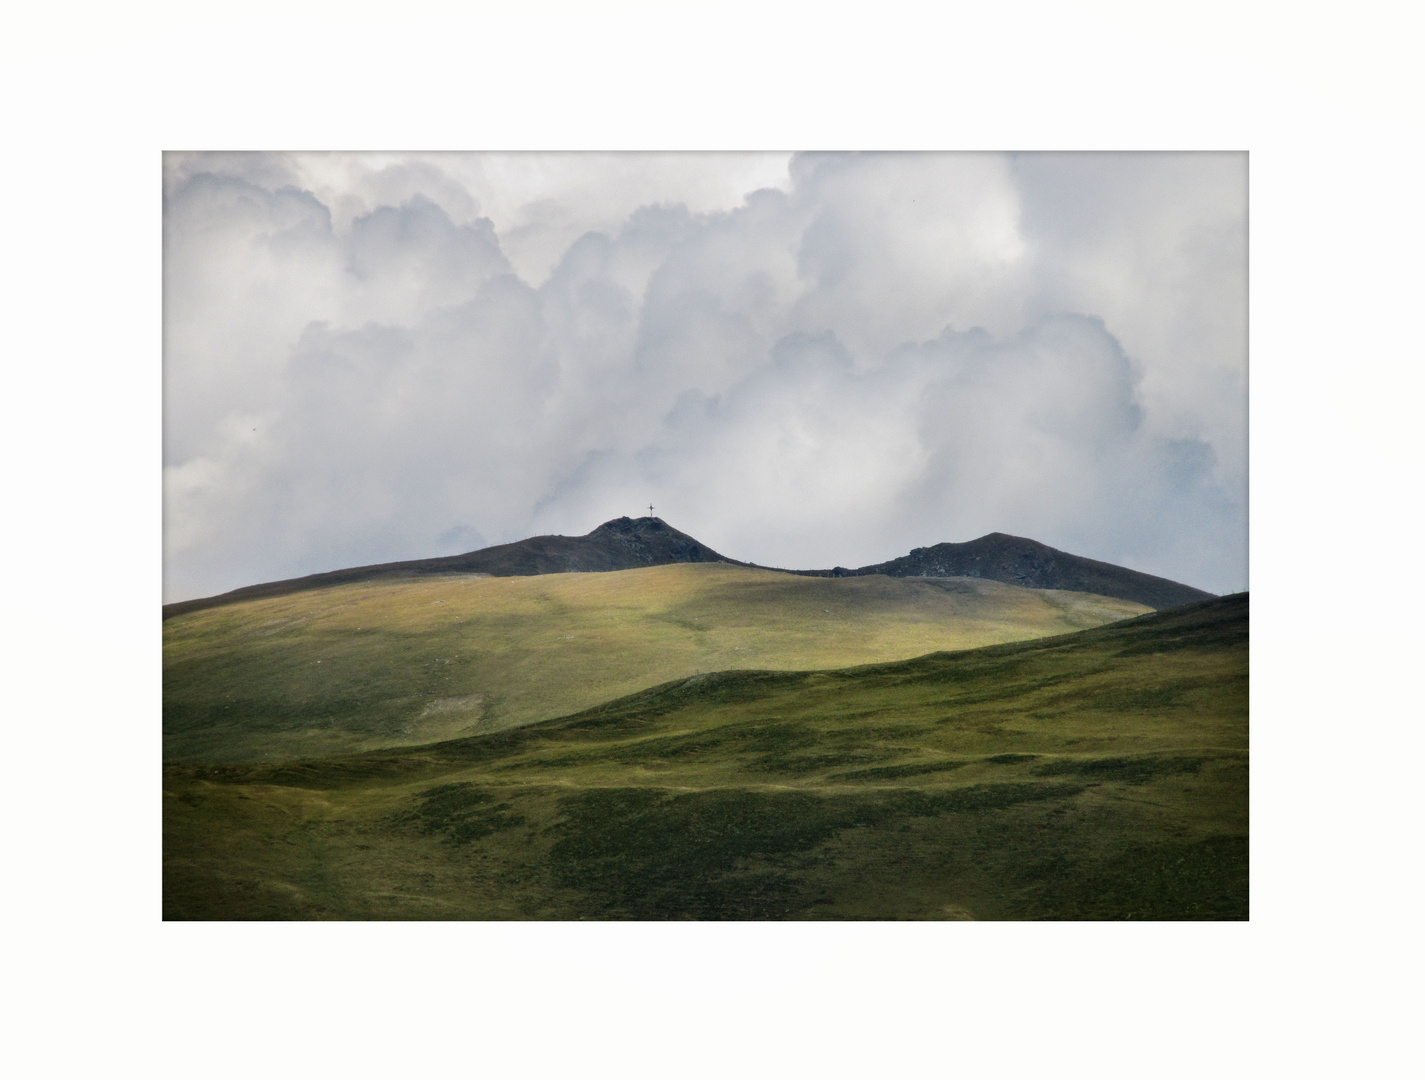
[
  {"xmin": 163, "ymin": 563, "xmax": 1149, "ymax": 764},
  {"xmin": 163, "ymin": 593, "xmax": 1248, "ymax": 921}
]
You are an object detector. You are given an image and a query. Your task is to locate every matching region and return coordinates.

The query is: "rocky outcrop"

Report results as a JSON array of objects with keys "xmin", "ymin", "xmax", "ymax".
[
  {"xmin": 791, "ymin": 532, "xmax": 1213, "ymax": 610},
  {"xmin": 162, "ymin": 518, "xmax": 738, "ymax": 619},
  {"xmin": 440, "ymin": 516, "xmax": 737, "ymax": 576},
  {"xmin": 163, "ymin": 522, "xmax": 1211, "ymax": 619}
]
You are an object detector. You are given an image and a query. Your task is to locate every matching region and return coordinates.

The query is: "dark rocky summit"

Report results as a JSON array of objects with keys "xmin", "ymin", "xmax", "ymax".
[
  {"xmin": 455, "ymin": 516, "xmax": 737, "ymax": 576},
  {"xmin": 162, "ymin": 518, "xmax": 738, "ymax": 619},
  {"xmin": 163, "ymin": 520, "xmax": 1210, "ymax": 619},
  {"xmin": 791, "ymin": 532, "xmax": 1212, "ymax": 611}
]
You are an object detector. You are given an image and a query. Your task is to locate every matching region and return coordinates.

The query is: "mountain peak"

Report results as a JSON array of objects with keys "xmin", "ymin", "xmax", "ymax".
[
  {"xmin": 803, "ymin": 532, "xmax": 1210, "ymax": 610},
  {"xmin": 163, "ymin": 519, "xmax": 1209, "ymax": 619},
  {"xmin": 589, "ymin": 515, "xmax": 668, "ymax": 536}
]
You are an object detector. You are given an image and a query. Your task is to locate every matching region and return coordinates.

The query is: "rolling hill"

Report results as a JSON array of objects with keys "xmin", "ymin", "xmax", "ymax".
[
  {"xmin": 163, "ymin": 592, "xmax": 1248, "ymax": 921},
  {"xmin": 162, "ymin": 517, "xmax": 735, "ymax": 619},
  {"xmin": 163, "ymin": 562, "xmax": 1151, "ymax": 764},
  {"xmin": 162, "ymin": 517, "xmax": 1211, "ymax": 618}
]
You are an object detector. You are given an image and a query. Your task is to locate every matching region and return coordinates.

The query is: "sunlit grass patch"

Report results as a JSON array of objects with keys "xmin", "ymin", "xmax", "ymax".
[{"xmin": 164, "ymin": 564, "xmax": 1151, "ymax": 764}]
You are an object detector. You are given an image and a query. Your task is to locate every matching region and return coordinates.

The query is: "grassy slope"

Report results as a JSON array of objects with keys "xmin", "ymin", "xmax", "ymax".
[
  {"xmin": 164, "ymin": 593, "xmax": 1247, "ymax": 921},
  {"xmin": 164, "ymin": 563, "xmax": 1149, "ymax": 764}
]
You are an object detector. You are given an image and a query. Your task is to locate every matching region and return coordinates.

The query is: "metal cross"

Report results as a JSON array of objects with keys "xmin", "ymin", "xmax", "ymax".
[{"xmin": 648, "ymin": 503, "xmax": 655, "ymax": 517}]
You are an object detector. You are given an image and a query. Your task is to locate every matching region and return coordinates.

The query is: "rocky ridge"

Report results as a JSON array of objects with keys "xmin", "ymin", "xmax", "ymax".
[{"xmin": 163, "ymin": 519, "xmax": 1211, "ymax": 619}]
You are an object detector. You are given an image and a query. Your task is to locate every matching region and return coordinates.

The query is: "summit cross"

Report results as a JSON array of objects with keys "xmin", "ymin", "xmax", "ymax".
[{"xmin": 648, "ymin": 503, "xmax": 655, "ymax": 517}]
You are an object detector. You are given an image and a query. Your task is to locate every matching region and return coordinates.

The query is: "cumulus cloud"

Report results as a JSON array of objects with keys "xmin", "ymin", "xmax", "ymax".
[{"xmin": 162, "ymin": 151, "xmax": 1247, "ymax": 602}]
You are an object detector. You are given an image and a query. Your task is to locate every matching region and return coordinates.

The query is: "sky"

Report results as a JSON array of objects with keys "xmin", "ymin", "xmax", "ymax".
[{"xmin": 163, "ymin": 151, "xmax": 1247, "ymax": 602}]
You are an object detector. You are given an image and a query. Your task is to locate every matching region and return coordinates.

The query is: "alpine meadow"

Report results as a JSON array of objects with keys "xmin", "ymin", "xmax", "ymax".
[{"xmin": 163, "ymin": 152, "xmax": 1248, "ymax": 920}]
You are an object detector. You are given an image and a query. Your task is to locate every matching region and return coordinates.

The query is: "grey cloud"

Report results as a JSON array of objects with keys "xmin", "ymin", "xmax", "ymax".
[
  {"xmin": 1012, "ymin": 151, "xmax": 1248, "ymax": 486},
  {"xmin": 163, "ymin": 172, "xmax": 341, "ymax": 464},
  {"xmin": 164, "ymin": 152, "xmax": 1247, "ymax": 603},
  {"xmin": 162, "ymin": 152, "xmax": 305, "ymax": 200},
  {"xmin": 555, "ymin": 314, "xmax": 1238, "ymax": 590},
  {"xmin": 344, "ymin": 196, "xmax": 511, "ymax": 320},
  {"xmin": 350, "ymin": 159, "xmax": 483, "ymax": 228}
]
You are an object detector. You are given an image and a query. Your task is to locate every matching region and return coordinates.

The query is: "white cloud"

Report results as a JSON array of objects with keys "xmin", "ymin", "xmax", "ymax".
[
  {"xmin": 1013, "ymin": 152, "xmax": 1249, "ymax": 486},
  {"xmin": 163, "ymin": 152, "xmax": 1247, "ymax": 602}
]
